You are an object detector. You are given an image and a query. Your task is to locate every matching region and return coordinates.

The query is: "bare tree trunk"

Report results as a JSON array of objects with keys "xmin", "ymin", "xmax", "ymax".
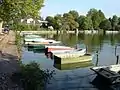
[{"xmin": 0, "ymin": 21, "xmax": 3, "ymax": 33}]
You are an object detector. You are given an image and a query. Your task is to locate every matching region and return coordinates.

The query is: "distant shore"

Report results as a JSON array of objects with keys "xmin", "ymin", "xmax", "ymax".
[{"xmin": 19, "ymin": 30, "xmax": 120, "ymax": 35}]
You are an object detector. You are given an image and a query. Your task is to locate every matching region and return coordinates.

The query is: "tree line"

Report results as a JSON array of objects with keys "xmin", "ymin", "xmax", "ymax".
[
  {"xmin": 0, "ymin": 0, "xmax": 44, "ymax": 30},
  {"xmin": 44, "ymin": 8, "xmax": 120, "ymax": 31}
]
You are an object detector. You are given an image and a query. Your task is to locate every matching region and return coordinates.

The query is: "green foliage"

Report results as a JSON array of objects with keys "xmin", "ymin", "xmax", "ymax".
[
  {"xmin": 111, "ymin": 15, "xmax": 118, "ymax": 30},
  {"xmin": 91, "ymin": 12, "xmax": 100, "ymax": 29},
  {"xmin": 87, "ymin": 8, "xmax": 98, "ymax": 17},
  {"xmin": 115, "ymin": 25, "xmax": 120, "ymax": 31},
  {"xmin": 45, "ymin": 8, "xmax": 120, "ymax": 31},
  {"xmin": 12, "ymin": 23, "xmax": 40, "ymax": 31},
  {"xmin": 118, "ymin": 17, "xmax": 120, "ymax": 25},
  {"xmin": 87, "ymin": 8, "xmax": 105, "ymax": 30},
  {"xmin": 53, "ymin": 14, "xmax": 62, "ymax": 30},
  {"xmin": 45, "ymin": 16, "xmax": 54, "ymax": 26},
  {"xmin": 0, "ymin": 0, "xmax": 44, "ymax": 22},
  {"xmin": 99, "ymin": 19, "xmax": 112, "ymax": 30},
  {"xmin": 98, "ymin": 10, "xmax": 106, "ymax": 22},
  {"xmin": 15, "ymin": 31, "xmax": 22, "ymax": 59},
  {"xmin": 69, "ymin": 10, "xmax": 79, "ymax": 21},
  {"xmin": 12, "ymin": 62, "xmax": 54, "ymax": 90},
  {"xmin": 63, "ymin": 13, "xmax": 79, "ymax": 30},
  {"xmin": 77, "ymin": 16, "xmax": 93, "ymax": 30}
]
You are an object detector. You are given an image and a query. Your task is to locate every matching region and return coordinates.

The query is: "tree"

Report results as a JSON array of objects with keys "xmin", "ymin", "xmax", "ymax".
[
  {"xmin": 91, "ymin": 12, "xmax": 101, "ymax": 29},
  {"xmin": 99, "ymin": 19, "xmax": 112, "ymax": 30},
  {"xmin": 87, "ymin": 8, "xmax": 98, "ymax": 17},
  {"xmin": 53, "ymin": 14, "xmax": 63, "ymax": 30},
  {"xmin": 115, "ymin": 25, "xmax": 120, "ymax": 31},
  {"xmin": 63, "ymin": 13, "xmax": 79, "ymax": 30},
  {"xmin": 111, "ymin": 15, "xmax": 118, "ymax": 30},
  {"xmin": 0, "ymin": 0, "xmax": 44, "ymax": 22},
  {"xmin": 77, "ymin": 16, "xmax": 93, "ymax": 30},
  {"xmin": 87, "ymin": 8, "xmax": 105, "ymax": 30},
  {"xmin": 109, "ymin": 17, "xmax": 112, "ymax": 23},
  {"xmin": 118, "ymin": 17, "xmax": 120, "ymax": 25},
  {"xmin": 86, "ymin": 17, "xmax": 93, "ymax": 30},
  {"xmin": 69, "ymin": 10, "xmax": 79, "ymax": 21},
  {"xmin": 98, "ymin": 10, "xmax": 106, "ymax": 22},
  {"xmin": 45, "ymin": 16, "xmax": 54, "ymax": 27}
]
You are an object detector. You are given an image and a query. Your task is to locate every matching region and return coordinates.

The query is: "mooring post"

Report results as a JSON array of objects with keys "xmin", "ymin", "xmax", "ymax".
[
  {"xmin": 86, "ymin": 46, "xmax": 88, "ymax": 54},
  {"xmin": 116, "ymin": 55, "xmax": 119, "ymax": 64},
  {"xmin": 96, "ymin": 51, "xmax": 99, "ymax": 66},
  {"xmin": 115, "ymin": 45, "xmax": 117, "ymax": 56}
]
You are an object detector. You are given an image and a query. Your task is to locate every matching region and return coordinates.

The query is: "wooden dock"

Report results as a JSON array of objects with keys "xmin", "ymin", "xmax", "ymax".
[{"xmin": 54, "ymin": 54, "xmax": 92, "ymax": 64}]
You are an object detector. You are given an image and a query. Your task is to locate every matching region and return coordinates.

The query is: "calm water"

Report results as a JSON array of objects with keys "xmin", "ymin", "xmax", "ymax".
[{"xmin": 21, "ymin": 33, "xmax": 120, "ymax": 90}]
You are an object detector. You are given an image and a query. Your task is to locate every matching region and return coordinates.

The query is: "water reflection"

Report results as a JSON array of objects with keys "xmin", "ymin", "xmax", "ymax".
[
  {"xmin": 23, "ymin": 33, "xmax": 120, "ymax": 68},
  {"xmin": 22, "ymin": 33, "xmax": 120, "ymax": 90}
]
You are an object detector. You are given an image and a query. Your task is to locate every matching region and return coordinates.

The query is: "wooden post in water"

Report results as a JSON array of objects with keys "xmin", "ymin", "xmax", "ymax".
[
  {"xmin": 116, "ymin": 55, "xmax": 119, "ymax": 64},
  {"xmin": 95, "ymin": 51, "xmax": 99, "ymax": 66},
  {"xmin": 86, "ymin": 46, "xmax": 88, "ymax": 54},
  {"xmin": 115, "ymin": 45, "xmax": 117, "ymax": 56}
]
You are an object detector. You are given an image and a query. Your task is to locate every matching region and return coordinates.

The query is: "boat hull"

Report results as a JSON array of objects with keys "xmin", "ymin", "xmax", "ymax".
[
  {"xmin": 53, "ymin": 49, "xmax": 86, "ymax": 58},
  {"xmin": 27, "ymin": 44, "xmax": 45, "ymax": 50},
  {"xmin": 90, "ymin": 64, "xmax": 120, "ymax": 90},
  {"xmin": 54, "ymin": 54, "xmax": 92, "ymax": 64},
  {"xmin": 25, "ymin": 41, "xmax": 49, "ymax": 45},
  {"xmin": 45, "ymin": 46, "xmax": 74, "ymax": 53}
]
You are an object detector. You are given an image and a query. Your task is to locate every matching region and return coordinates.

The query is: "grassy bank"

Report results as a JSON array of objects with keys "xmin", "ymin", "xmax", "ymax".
[{"xmin": 15, "ymin": 32, "xmax": 22, "ymax": 59}]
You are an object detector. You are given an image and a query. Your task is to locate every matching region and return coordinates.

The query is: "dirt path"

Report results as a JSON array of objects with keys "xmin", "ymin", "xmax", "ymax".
[
  {"xmin": 0, "ymin": 31, "xmax": 18, "ymax": 56},
  {"xmin": 0, "ymin": 31, "xmax": 21, "ymax": 89}
]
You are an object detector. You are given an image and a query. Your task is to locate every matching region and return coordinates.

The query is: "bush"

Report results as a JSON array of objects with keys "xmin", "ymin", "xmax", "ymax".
[
  {"xmin": 11, "ymin": 23, "xmax": 41, "ymax": 31},
  {"xmin": 11, "ymin": 62, "xmax": 55, "ymax": 90}
]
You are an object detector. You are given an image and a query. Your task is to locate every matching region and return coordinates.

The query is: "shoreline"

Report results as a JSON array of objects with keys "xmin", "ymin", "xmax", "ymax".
[{"xmin": 19, "ymin": 30, "xmax": 120, "ymax": 35}]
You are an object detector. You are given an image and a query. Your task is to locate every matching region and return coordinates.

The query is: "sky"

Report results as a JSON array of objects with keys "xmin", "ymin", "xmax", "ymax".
[{"xmin": 41, "ymin": 0, "xmax": 120, "ymax": 19}]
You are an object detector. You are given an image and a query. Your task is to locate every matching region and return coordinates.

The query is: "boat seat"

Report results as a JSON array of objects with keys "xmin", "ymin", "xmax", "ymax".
[
  {"xmin": 98, "ymin": 68, "xmax": 120, "ymax": 76},
  {"xmin": 77, "ymin": 48, "xmax": 82, "ymax": 51}
]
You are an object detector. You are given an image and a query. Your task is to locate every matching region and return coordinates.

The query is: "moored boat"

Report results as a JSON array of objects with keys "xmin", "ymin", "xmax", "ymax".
[
  {"xmin": 45, "ymin": 45, "xmax": 74, "ymax": 53},
  {"xmin": 91, "ymin": 64, "xmax": 120, "ymax": 74},
  {"xmin": 54, "ymin": 54, "xmax": 92, "ymax": 64},
  {"xmin": 25, "ymin": 41, "xmax": 49, "ymax": 45},
  {"xmin": 24, "ymin": 37, "xmax": 61, "ymax": 45},
  {"xmin": 90, "ymin": 64, "xmax": 120, "ymax": 89},
  {"xmin": 24, "ymin": 37, "xmax": 46, "ymax": 42},
  {"xmin": 25, "ymin": 34, "xmax": 41, "ymax": 38},
  {"xmin": 27, "ymin": 44, "xmax": 45, "ymax": 50},
  {"xmin": 53, "ymin": 48, "xmax": 86, "ymax": 58}
]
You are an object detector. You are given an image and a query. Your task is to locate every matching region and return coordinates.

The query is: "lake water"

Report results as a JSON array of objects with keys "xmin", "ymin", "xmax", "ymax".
[{"xmin": 21, "ymin": 33, "xmax": 120, "ymax": 90}]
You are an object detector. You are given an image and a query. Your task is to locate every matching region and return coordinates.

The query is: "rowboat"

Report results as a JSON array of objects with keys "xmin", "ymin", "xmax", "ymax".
[
  {"xmin": 53, "ymin": 48, "xmax": 86, "ymax": 58},
  {"xmin": 24, "ymin": 37, "xmax": 45, "ymax": 42},
  {"xmin": 27, "ymin": 44, "xmax": 45, "ymax": 50},
  {"xmin": 54, "ymin": 54, "xmax": 92, "ymax": 64},
  {"xmin": 45, "ymin": 45, "xmax": 74, "ymax": 53},
  {"xmin": 91, "ymin": 64, "xmax": 120, "ymax": 74},
  {"xmin": 25, "ymin": 34, "xmax": 41, "ymax": 38},
  {"xmin": 90, "ymin": 64, "xmax": 120, "ymax": 89},
  {"xmin": 54, "ymin": 61, "xmax": 93, "ymax": 70},
  {"xmin": 25, "ymin": 41, "xmax": 49, "ymax": 45},
  {"xmin": 24, "ymin": 36, "xmax": 61, "ymax": 45},
  {"xmin": 25, "ymin": 40, "xmax": 61, "ymax": 45}
]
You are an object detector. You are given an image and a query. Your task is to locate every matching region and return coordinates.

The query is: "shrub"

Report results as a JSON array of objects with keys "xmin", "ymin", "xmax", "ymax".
[{"xmin": 11, "ymin": 62, "xmax": 55, "ymax": 90}]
